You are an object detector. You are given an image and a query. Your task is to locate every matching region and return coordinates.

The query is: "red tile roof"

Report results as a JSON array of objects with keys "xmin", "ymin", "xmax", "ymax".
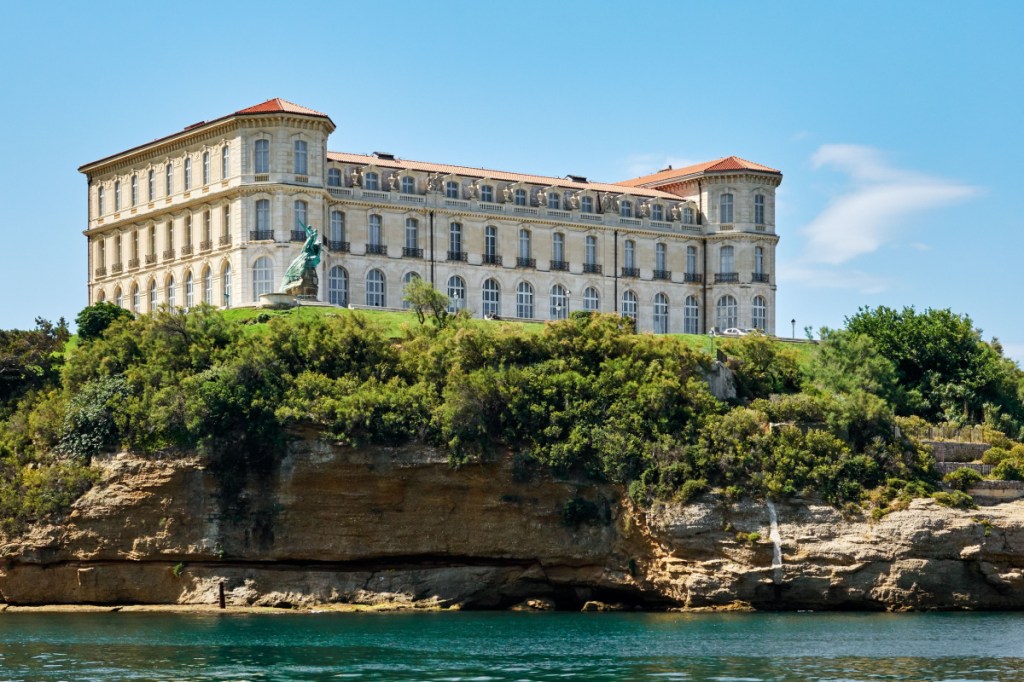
[
  {"xmin": 80, "ymin": 99, "xmax": 332, "ymax": 172},
  {"xmin": 618, "ymin": 156, "xmax": 781, "ymax": 188},
  {"xmin": 327, "ymin": 152, "xmax": 684, "ymax": 200},
  {"xmin": 235, "ymin": 98, "xmax": 330, "ymax": 118}
]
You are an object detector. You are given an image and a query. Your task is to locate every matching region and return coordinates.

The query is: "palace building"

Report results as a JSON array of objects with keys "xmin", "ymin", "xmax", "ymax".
[{"xmin": 80, "ymin": 98, "xmax": 781, "ymax": 334}]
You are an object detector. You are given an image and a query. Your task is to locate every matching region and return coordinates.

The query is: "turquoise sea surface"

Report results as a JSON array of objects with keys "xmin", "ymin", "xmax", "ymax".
[{"xmin": 0, "ymin": 611, "xmax": 1023, "ymax": 681}]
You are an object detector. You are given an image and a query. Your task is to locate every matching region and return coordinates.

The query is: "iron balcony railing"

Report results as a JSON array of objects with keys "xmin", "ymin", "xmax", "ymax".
[
  {"xmin": 249, "ymin": 230, "xmax": 274, "ymax": 241},
  {"xmin": 621, "ymin": 266, "xmax": 640, "ymax": 278},
  {"xmin": 447, "ymin": 250, "xmax": 468, "ymax": 262},
  {"xmin": 653, "ymin": 269, "xmax": 672, "ymax": 280},
  {"xmin": 516, "ymin": 257, "xmax": 536, "ymax": 268},
  {"xmin": 482, "ymin": 253, "xmax": 502, "ymax": 265},
  {"xmin": 583, "ymin": 263, "xmax": 602, "ymax": 274},
  {"xmin": 752, "ymin": 272, "xmax": 770, "ymax": 283},
  {"xmin": 715, "ymin": 272, "xmax": 739, "ymax": 283},
  {"xmin": 683, "ymin": 272, "xmax": 703, "ymax": 283},
  {"xmin": 550, "ymin": 260, "xmax": 569, "ymax": 271},
  {"xmin": 403, "ymin": 247, "xmax": 423, "ymax": 258},
  {"xmin": 327, "ymin": 240, "xmax": 349, "ymax": 252},
  {"xmin": 365, "ymin": 243, "xmax": 388, "ymax": 255}
]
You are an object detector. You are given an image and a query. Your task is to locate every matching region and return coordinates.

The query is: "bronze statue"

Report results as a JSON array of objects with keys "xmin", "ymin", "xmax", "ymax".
[{"xmin": 280, "ymin": 222, "xmax": 321, "ymax": 297}]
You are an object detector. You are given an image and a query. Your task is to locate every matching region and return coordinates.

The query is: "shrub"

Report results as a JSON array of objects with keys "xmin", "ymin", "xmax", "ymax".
[
  {"xmin": 992, "ymin": 456, "xmax": 1024, "ymax": 481},
  {"xmin": 982, "ymin": 447, "xmax": 1011, "ymax": 465},
  {"xmin": 75, "ymin": 303, "xmax": 133, "ymax": 342},
  {"xmin": 943, "ymin": 467, "xmax": 984, "ymax": 491},
  {"xmin": 933, "ymin": 490, "xmax": 976, "ymax": 509}
]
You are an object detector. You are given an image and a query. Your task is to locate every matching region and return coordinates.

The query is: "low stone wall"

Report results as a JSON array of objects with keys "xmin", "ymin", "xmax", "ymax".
[
  {"xmin": 938, "ymin": 462, "xmax": 993, "ymax": 476},
  {"xmin": 969, "ymin": 480, "xmax": 1024, "ymax": 503},
  {"xmin": 924, "ymin": 441, "xmax": 990, "ymax": 463}
]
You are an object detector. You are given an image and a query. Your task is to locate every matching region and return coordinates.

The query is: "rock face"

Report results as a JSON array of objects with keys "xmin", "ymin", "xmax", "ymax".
[{"xmin": 1, "ymin": 436, "xmax": 1023, "ymax": 610}]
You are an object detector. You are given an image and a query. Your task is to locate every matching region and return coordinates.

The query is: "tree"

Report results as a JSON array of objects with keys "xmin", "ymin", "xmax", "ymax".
[
  {"xmin": 402, "ymin": 278, "xmax": 449, "ymax": 327},
  {"xmin": 0, "ymin": 318, "xmax": 69, "ymax": 412},
  {"xmin": 75, "ymin": 302, "xmax": 133, "ymax": 342}
]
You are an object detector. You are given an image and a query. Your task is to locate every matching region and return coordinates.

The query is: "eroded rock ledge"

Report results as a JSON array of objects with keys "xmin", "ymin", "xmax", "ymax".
[{"xmin": 1, "ymin": 436, "xmax": 1023, "ymax": 611}]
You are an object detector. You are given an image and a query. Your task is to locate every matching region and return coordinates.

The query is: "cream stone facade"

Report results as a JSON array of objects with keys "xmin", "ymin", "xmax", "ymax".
[{"xmin": 81, "ymin": 99, "xmax": 781, "ymax": 334}]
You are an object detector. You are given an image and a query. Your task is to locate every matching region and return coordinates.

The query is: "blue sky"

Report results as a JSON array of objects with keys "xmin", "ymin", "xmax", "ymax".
[{"xmin": 2, "ymin": 1, "xmax": 1022, "ymax": 361}]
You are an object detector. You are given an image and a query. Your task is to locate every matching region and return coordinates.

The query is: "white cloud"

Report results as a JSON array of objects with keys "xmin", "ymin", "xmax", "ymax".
[
  {"xmin": 623, "ymin": 154, "xmax": 697, "ymax": 179},
  {"xmin": 779, "ymin": 266, "xmax": 892, "ymax": 295},
  {"xmin": 801, "ymin": 144, "xmax": 979, "ymax": 265}
]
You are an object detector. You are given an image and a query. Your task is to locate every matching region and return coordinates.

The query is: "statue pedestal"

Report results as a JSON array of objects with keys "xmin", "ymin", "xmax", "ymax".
[{"xmin": 259, "ymin": 293, "xmax": 298, "ymax": 309}]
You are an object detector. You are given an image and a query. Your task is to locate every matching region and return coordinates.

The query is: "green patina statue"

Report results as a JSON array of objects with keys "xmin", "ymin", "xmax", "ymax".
[{"xmin": 280, "ymin": 222, "xmax": 322, "ymax": 297}]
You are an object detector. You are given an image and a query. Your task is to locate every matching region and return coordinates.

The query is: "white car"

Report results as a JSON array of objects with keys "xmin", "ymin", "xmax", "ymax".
[{"xmin": 722, "ymin": 328, "xmax": 747, "ymax": 336}]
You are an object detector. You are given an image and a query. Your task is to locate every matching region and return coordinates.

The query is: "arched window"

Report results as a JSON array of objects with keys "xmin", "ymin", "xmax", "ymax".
[
  {"xmin": 294, "ymin": 200, "xmax": 307, "ymax": 232},
  {"xmin": 97, "ymin": 290, "xmax": 105, "ymax": 303},
  {"xmin": 755, "ymin": 246, "xmax": 764, "ymax": 275},
  {"xmin": 254, "ymin": 139, "xmax": 269, "ymax": 173},
  {"xmin": 754, "ymin": 194, "xmax": 765, "ymax": 224},
  {"xmin": 621, "ymin": 290, "xmax": 638, "ymax": 321},
  {"xmin": 550, "ymin": 284, "xmax": 568, "ymax": 320},
  {"xmin": 482, "ymin": 278, "xmax": 500, "ymax": 317},
  {"xmin": 255, "ymin": 199, "xmax": 270, "ymax": 234},
  {"xmin": 514, "ymin": 188, "xmax": 526, "ymax": 206},
  {"xmin": 184, "ymin": 157, "xmax": 192, "ymax": 190},
  {"xmin": 401, "ymin": 176, "xmax": 415, "ymax": 194},
  {"xmin": 447, "ymin": 275, "xmax": 466, "ymax": 313},
  {"xmin": 364, "ymin": 172, "xmax": 379, "ymax": 191},
  {"xmin": 684, "ymin": 296, "xmax": 700, "ymax": 334},
  {"xmin": 366, "ymin": 269, "xmax": 386, "ymax": 307},
  {"xmin": 202, "ymin": 151, "xmax": 210, "ymax": 185},
  {"xmin": 166, "ymin": 276, "xmax": 176, "ymax": 308},
  {"xmin": 583, "ymin": 286, "xmax": 600, "ymax": 312},
  {"xmin": 294, "ymin": 140, "xmax": 308, "ymax": 175},
  {"xmin": 448, "ymin": 222, "xmax": 462, "ymax": 259},
  {"xmin": 131, "ymin": 175, "xmax": 138, "ymax": 206},
  {"xmin": 716, "ymin": 295, "xmax": 738, "ymax": 330},
  {"xmin": 651, "ymin": 203, "xmax": 663, "ymax": 221},
  {"xmin": 445, "ymin": 180, "xmax": 459, "ymax": 199},
  {"xmin": 516, "ymin": 282, "xmax": 534, "ymax": 319},
  {"xmin": 252, "ymin": 256, "xmax": 273, "ymax": 301},
  {"xmin": 115, "ymin": 287, "xmax": 123, "ymax": 309},
  {"xmin": 686, "ymin": 246, "xmax": 698, "ymax": 276},
  {"xmin": 619, "ymin": 200, "xmax": 632, "ymax": 218},
  {"xmin": 401, "ymin": 272, "xmax": 420, "ymax": 309},
  {"xmin": 752, "ymin": 295, "xmax": 767, "ymax": 331},
  {"xmin": 222, "ymin": 145, "xmax": 230, "ymax": 179},
  {"xmin": 203, "ymin": 268, "xmax": 213, "ymax": 304},
  {"xmin": 548, "ymin": 191, "xmax": 560, "ymax": 209},
  {"xmin": 368, "ymin": 214, "xmax": 382, "ymax": 247},
  {"xmin": 580, "ymin": 195, "xmax": 594, "ymax": 213},
  {"xmin": 328, "ymin": 265, "xmax": 348, "ymax": 306},
  {"xmin": 222, "ymin": 263, "xmax": 232, "ymax": 308},
  {"xmin": 330, "ymin": 211, "xmax": 345, "ymax": 245},
  {"xmin": 719, "ymin": 193, "xmax": 734, "ymax": 223},
  {"xmin": 654, "ymin": 293, "xmax": 669, "ymax": 334},
  {"xmin": 405, "ymin": 218, "xmax": 419, "ymax": 252},
  {"xmin": 720, "ymin": 245, "xmax": 734, "ymax": 274},
  {"xmin": 624, "ymin": 239, "xmax": 636, "ymax": 269},
  {"xmin": 148, "ymin": 280, "xmax": 157, "ymax": 311},
  {"xmin": 518, "ymin": 229, "xmax": 531, "ymax": 260},
  {"xmin": 327, "ymin": 168, "xmax": 341, "ymax": 187},
  {"xmin": 185, "ymin": 271, "xmax": 194, "ymax": 308}
]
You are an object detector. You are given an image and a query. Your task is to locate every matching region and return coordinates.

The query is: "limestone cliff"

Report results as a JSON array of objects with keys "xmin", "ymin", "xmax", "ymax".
[{"xmin": 1, "ymin": 435, "xmax": 1023, "ymax": 610}]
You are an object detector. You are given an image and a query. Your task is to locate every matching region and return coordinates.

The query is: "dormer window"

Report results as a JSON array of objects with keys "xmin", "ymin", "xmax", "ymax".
[
  {"xmin": 651, "ymin": 203, "xmax": 663, "ymax": 221},
  {"xmin": 480, "ymin": 184, "xmax": 494, "ymax": 203},
  {"xmin": 327, "ymin": 168, "xmax": 342, "ymax": 187},
  {"xmin": 365, "ymin": 172, "xmax": 379, "ymax": 191},
  {"xmin": 683, "ymin": 206, "xmax": 695, "ymax": 224},
  {"xmin": 619, "ymin": 200, "xmax": 633, "ymax": 218},
  {"xmin": 580, "ymin": 195, "xmax": 593, "ymax": 213},
  {"xmin": 548, "ymin": 192, "xmax": 560, "ymax": 209},
  {"xmin": 514, "ymin": 188, "xmax": 527, "ymax": 206},
  {"xmin": 445, "ymin": 180, "xmax": 459, "ymax": 199},
  {"xmin": 720, "ymin": 193, "xmax": 734, "ymax": 223},
  {"xmin": 754, "ymin": 194, "xmax": 765, "ymax": 224},
  {"xmin": 401, "ymin": 176, "xmax": 415, "ymax": 194}
]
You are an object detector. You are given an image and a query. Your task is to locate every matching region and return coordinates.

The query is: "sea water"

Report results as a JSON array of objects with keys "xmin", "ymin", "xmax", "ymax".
[{"xmin": 0, "ymin": 611, "xmax": 1023, "ymax": 681}]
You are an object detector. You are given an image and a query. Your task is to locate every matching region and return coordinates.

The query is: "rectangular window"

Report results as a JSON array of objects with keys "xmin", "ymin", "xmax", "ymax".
[
  {"xmin": 166, "ymin": 163, "xmax": 173, "ymax": 196},
  {"xmin": 552, "ymin": 233, "xmax": 565, "ymax": 262},
  {"xmin": 202, "ymin": 152, "xmax": 210, "ymax": 185},
  {"xmin": 405, "ymin": 218, "xmax": 418, "ymax": 250},
  {"xmin": 754, "ymin": 194, "xmax": 765, "ymax": 224},
  {"xmin": 254, "ymin": 139, "xmax": 269, "ymax": 174},
  {"xmin": 720, "ymin": 193, "xmax": 734, "ymax": 223},
  {"xmin": 480, "ymin": 185, "xmax": 493, "ymax": 203},
  {"xmin": 222, "ymin": 145, "xmax": 230, "ymax": 179},
  {"xmin": 131, "ymin": 175, "xmax": 138, "ymax": 206},
  {"xmin": 624, "ymin": 240, "xmax": 636, "ymax": 269},
  {"xmin": 369, "ymin": 215, "xmax": 382, "ymax": 246},
  {"xmin": 585, "ymin": 236, "xmax": 597, "ymax": 264},
  {"xmin": 514, "ymin": 189, "xmax": 526, "ymax": 206},
  {"xmin": 148, "ymin": 170, "xmax": 154, "ymax": 201},
  {"xmin": 581, "ymin": 196, "xmax": 593, "ymax": 213},
  {"xmin": 445, "ymin": 181, "xmax": 459, "ymax": 199},
  {"xmin": 485, "ymin": 226, "xmax": 497, "ymax": 257},
  {"xmin": 294, "ymin": 140, "xmax": 308, "ymax": 175}
]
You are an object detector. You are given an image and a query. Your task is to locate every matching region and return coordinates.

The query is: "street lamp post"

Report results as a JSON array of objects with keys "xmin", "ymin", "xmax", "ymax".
[{"xmin": 791, "ymin": 318, "xmax": 796, "ymax": 339}]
